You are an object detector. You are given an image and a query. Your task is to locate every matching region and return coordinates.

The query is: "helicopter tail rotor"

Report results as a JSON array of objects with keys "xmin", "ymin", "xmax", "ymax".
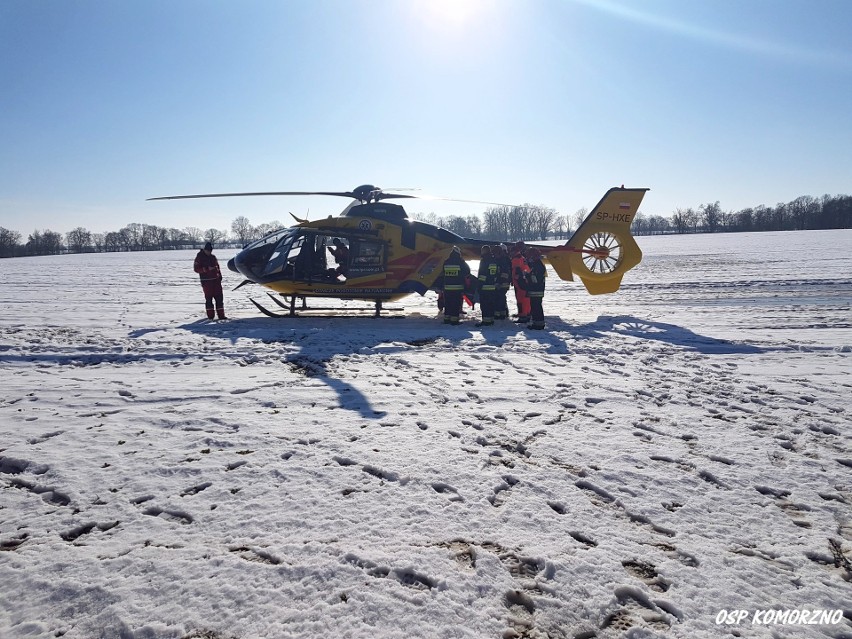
[{"xmin": 546, "ymin": 187, "xmax": 648, "ymax": 295}]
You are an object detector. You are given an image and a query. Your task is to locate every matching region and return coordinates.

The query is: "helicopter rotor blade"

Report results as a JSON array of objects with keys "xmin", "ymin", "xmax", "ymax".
[
  {"xmin": 407, "ymin": 194, "xmax": 516, "ymax": 207},
  {"xmin": 147, "ymin": 186, "xmax": 515, "ymax": 207},
  {"xmin": 147, "ymin": 191, "xmax": 354, "ymax": 201}
]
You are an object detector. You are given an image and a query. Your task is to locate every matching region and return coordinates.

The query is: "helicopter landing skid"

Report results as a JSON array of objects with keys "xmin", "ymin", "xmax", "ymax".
[{"xmin": 250, "ymin": 293, "xmax": 403, "ymax": 318}]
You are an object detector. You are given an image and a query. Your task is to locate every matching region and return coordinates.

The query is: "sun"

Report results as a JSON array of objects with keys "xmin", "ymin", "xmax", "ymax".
[{"xmin": 415, "ymin": 0, "xmax": 487, "ymax": 29}]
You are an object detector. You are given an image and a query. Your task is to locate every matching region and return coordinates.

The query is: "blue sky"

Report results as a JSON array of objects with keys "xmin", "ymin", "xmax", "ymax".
[{"xmin": 1, "ymin": 0, "xmax": 851, "ymax": 235}]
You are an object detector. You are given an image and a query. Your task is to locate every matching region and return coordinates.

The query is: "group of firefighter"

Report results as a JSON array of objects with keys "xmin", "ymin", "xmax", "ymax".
[{"xmin": 439, "ymin": 242, "xmax": 546, "ymax": 330}]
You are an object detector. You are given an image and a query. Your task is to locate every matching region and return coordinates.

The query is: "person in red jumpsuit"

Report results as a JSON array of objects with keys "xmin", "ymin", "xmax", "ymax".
[
  {"xmin": 511, "ymin": 243, "xmax": 531, "ymax": 324},
  {"xmin": 194, "ymin": 242, "xmax": 226, "ymax": 320}
]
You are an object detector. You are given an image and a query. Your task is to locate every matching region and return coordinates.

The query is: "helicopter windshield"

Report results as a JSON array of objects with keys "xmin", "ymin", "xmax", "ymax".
[
  {"xmin": 230, "ymin": 228, "xmax": 297, "ymax": 281},
  {"xmin": 233, "ymin": 227, "xmax": 386, "ymax": 284},
  {"xmin": 252, "ymin": 231, "xmax": 334, "ymax": 281}
]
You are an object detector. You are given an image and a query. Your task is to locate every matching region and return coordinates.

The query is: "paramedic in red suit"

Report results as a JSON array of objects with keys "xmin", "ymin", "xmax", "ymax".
[
  {"xmin": 194, "ymin": 242, "xmax": 226, "ymax": 319},
  {"xmin": 511, "ymin": 243, "xmax": 531, "ymax": 323}
]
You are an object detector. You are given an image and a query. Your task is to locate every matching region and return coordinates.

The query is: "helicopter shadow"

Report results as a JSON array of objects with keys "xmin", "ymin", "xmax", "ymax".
[
  {"xmin": 174, "ymin": 317, "xmax": 477, "ymax": 419},
  {"xmin": 544, "ymin": 314, "xmax": 769, "ymax": 355}
]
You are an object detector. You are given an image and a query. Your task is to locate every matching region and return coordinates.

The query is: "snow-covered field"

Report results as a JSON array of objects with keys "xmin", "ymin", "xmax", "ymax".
[{"xmin": 1, "ymin": 230, "xmax": 850, "ymax": 639}]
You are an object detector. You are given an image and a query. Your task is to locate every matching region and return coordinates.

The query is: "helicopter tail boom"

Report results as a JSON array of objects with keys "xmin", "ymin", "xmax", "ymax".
[{"xmin": 546, "ymin": 187, "xmax": 648, "ymax": 295}]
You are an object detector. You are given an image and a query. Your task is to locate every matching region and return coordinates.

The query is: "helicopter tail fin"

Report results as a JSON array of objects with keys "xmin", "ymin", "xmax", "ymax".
[{"xmin": 546, "ymin": 187, "xmax": 648, "ymax": 295}]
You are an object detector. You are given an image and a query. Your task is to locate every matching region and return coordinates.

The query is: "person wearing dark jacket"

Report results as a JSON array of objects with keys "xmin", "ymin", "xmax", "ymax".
[
  {"xmin": 440, "ymin": 247, "xmax": 470, "ymax": 325},
  {"xmin": 328, "ymin": 238, "xmax": 349, "ymax": 277},
  {"xmin": 476, "ymin": 245, "xmax": 499, "ymax": 327},
  {"xmin": 194, "ymin": 242, "xmax": 226, "ymax": 320},
  {"xmin": 525, "ymin": 247, "xmax": 546, "ymax": 330},
  {"xmin": 495, "ymin": 244, "xmax": 511, "ymax": 320}
]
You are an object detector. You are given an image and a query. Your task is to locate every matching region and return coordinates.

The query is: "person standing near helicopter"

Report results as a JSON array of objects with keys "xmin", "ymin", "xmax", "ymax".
[
  {"xmin": 511, "ymin": 242, "xmax": 531, "ymax": 324},
  {"xmin": 476, "ymin": 245, "xmax": 498, "ymax": 327},
  {"xmin": 440, "ymin": 246, "xmax": 470, "ymax": 325},
  {"xmin": 494, "ymin": 244, "xmax": 511, "ymax": 320},
  {"xmin": 525, "ymin": 247, "xmax": 546, "ymax": 330},
  {"xmin": 194, "ymin": 242, "xmax": 226, "ymax": 320}
]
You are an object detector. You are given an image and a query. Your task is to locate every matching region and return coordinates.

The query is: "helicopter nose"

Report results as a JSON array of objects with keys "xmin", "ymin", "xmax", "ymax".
[{"xmin": 227, "ymin": 257, "xmax": 239, "ymax": 273}]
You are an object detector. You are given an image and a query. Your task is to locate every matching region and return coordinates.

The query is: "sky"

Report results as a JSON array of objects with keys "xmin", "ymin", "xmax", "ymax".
[{"xmin": 1, "ymin": 0, "xmax": 851, "ymax": 236}]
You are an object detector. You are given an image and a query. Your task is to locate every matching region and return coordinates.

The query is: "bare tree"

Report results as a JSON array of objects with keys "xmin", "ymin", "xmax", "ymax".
[
  {"xmin": 444, "ymin": 215, "xmax": 473, "ymax": 237},
  {"xmin": 184, "ymin": 227, "xmax": 203, "ymax": 245},
  {"xmin": 0, "ymin": 227, "xmax": 22, "ymax": 257},
  {"xmin": 168, "ymin": 228, "xmax": 188, "ymax": 249},
  {"xmin": 121, "ymin": 223, "xmax": 143, "ymax": 250},
  {"xmin": 507, "ymin": 206, "xmax": 530, "ymax": 241},
  {"xmin": 66, "ymin": 227, "xmax": 92, "ymax": 253},
  {"xmin": 103, "ymin": 231, "xmax": 123, "ymax": 252},
  {"xmin": 529, "ymin": 205, "xmax": 556, "ymax": 240},
  {"xmin": 671, "ymin": 208, "xmax": 691, "ymax": 234},
  {"xmin": 27, "ymin": 229, "xmax": 63, "ymax": 255},
  {"xmin": 572, "ymin": 208, "xmax": 588, "ymax": 232},
  {"xmin": 231, "ymin": 216, "xmax": 253, "ymax": 246},
  {"xmin": 412, "ymin": 211, "xmax": 438, "ymax": 225},
  {"xmin": 204, "ymin": 228, "xmax": 227, "ymax": 245},
  {"xmin": 155, "ymin": 226, "xmax": 170, "ymax": 250},
  {"xmin": 644, "ymin": 215, "xmax": 670, "ymax": 235},
  {"xmin": 483, "ymin": 205, "xmax": 511, "ymax": 240},
  {"xmin": 631, "ymin": 212, "xmax": 647, "ymax": 236},
  {"xmin": 140, "ymin": 224, "xmax": 160, "ymax": 250},
  {"xmin": 254, "ymin": 221, "xmax": 283, "ymax": 239},
  {"xmin": 465, "ymin": 214, "xmax": 482, "ymax": 238},
  {"xmin": 700, "ymin": 201, "xmax": 722, "ymax": 233}
]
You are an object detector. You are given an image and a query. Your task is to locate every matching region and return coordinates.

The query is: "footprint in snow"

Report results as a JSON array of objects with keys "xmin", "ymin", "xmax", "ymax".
[
  {"xmin": 621, "ymin": 559, "xmax": 670, "ymax": 592},
  {"xmin": 431, "ymin": 482, "xmax": 463, "ymax": 502}
]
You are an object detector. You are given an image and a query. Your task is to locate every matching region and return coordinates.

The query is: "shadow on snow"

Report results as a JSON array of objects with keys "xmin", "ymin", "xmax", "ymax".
[
  {"xmin": 168, "ymin": 312, "xmax": 770, "ymax": 418},
  {"xmin": 174, "ymin": 316, "xmax": 477, "ymax": 419}
]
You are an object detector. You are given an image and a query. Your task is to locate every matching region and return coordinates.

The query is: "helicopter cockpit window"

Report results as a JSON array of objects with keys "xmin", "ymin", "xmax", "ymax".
[
  {"xmin": 237, "ymin": 229, "xmax": 295, "ymax": 279},
  {"xmin": 262, "ymin": 233, "xmax": 300, "ymax": 277},
  {"xmin": 348, "ymin": 240, "xmax": 386, "ymax": 277}
]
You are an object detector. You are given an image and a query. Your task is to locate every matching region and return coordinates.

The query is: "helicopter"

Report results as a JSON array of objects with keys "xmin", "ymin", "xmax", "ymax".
[{"xmin": 149, "ymin": 184, "xmax": 648, "ymax": 317}]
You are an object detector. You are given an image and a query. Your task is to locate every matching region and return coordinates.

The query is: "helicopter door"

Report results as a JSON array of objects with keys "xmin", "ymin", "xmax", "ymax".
[
  {"xmin": 347, "ymin": 239, "xmax": 387, "ymax": 280},
  {"xmin": 289, "ymin": 233, "xmax": 332, "ymax": 281}
]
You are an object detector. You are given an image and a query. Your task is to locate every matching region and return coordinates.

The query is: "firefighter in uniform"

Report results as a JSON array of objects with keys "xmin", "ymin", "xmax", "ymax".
[
  {"xmin": 494, "ymin": 244, "xmax": 511, "ymax": 320},
  {"xmin": 525, "ymin": 247, "xmax": 546, "ymax": 330},
  {"xmin": 440, "ymin": 247, "xmax": 470, "ymax": 325},
  {"xmin": 476, "ymin": 245, "xmax": 498, "ymax": 327}
]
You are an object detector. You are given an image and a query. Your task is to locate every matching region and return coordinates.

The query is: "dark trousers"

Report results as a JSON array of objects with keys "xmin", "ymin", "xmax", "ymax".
[
  {"xmin": 479, "ymin": 288, "xmax": 495, "ymax": 324},
  {"xmin": 495, "ymin": 286, "xmax": 510, "ymax": 319},
  {"xmin": 529, "ymin": 294, "xmax": 544, "ymax": 327},
  {"xmin": 443, "ymin": 290, "xmax": 463, "ymax": 324},
  {"xmin": 201, "ymin": 281, "xmax": 225, "ymax": 319}
]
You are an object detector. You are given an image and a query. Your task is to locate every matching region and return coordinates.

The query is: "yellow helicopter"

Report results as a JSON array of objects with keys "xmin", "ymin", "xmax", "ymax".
[{"xmin": 149, "ymin": 184, "xmax": 648, "ymax": 317}]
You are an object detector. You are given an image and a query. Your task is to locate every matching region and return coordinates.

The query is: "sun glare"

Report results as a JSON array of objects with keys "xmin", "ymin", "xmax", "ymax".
[{"xmin": 416, "ymin": 0, "xmax": 486, "ymax": 29}]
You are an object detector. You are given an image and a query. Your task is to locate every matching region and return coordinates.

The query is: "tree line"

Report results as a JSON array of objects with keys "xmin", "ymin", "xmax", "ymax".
[
  {"xmin": 1, "ymin": 193, "xmax": 849, "ymax": 258},
  {"xmin": 631, "ymin": 194, "xmax": 852, "ymax": 236}
]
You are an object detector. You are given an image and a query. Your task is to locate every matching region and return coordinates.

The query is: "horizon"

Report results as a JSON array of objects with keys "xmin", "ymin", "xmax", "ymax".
[{"xmin": 2, "ymin": 189, "xmax": 850, "ymax": 239}]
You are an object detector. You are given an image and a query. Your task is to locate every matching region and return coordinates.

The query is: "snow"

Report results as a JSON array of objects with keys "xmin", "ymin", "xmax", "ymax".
[{"xmin": 1, "ymin": 229, "xmax": 850, "ymax": 639}]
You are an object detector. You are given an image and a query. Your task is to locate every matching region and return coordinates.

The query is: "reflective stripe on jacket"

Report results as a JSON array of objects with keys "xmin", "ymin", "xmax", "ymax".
[
  {"xmin": 526, "ymin": 259, "xmax": 546, "ymax": 297},
  {"xmin": 478, "ymin": 258, "xmax": 499, "ymax": 291},
  {"xmin": 441, "ymin": 256, "xmax": 470, "ymax": 291}
]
